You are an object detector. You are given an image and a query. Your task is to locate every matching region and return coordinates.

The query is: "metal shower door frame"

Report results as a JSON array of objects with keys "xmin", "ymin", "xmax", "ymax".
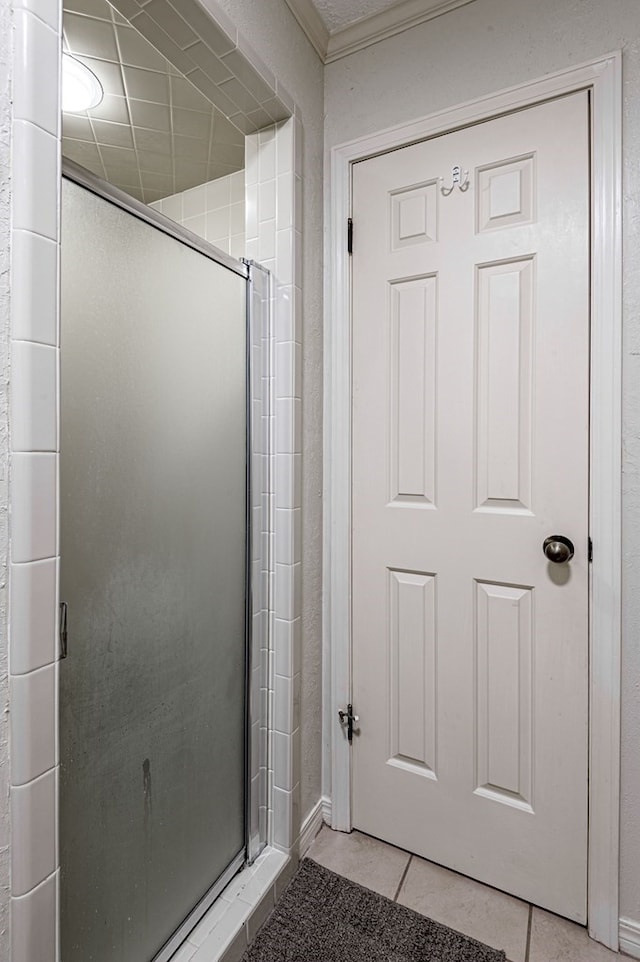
[{"xmin": 60, "ymin": 158, "xmax": 271, "ymax": 962}]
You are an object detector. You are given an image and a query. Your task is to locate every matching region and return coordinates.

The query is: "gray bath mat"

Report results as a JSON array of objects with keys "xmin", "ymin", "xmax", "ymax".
[{"xmin": 241, "ymin": 857, "xmax": 506, "ymax": 961}]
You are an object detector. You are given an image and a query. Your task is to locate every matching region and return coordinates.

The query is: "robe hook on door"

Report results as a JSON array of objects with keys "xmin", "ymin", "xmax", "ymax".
[{"xmin": 440, "ymin": 164, "xmax": 470, "ymax": 195}]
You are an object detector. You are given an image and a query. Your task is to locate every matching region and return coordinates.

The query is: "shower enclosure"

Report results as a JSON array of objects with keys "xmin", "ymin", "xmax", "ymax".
[{"xmin": 59, "ymin": 166, "xmax": 268, "ymax": 962}]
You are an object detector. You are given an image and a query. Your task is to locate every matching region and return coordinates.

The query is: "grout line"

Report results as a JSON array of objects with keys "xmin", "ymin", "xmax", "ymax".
[
  {"xmin": 393, "ymin": 855, "xmax": 412, "ymax": 902},
  {"xmin": 525, "ymin": 904, "xmax": 533, "ymax": 962}
]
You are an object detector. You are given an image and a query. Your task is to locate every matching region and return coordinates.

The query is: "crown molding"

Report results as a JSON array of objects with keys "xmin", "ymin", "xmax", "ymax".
[
  {"xmin": 285, "ymin": 0, "xmax": 477, "ymax": 64},
  {"xmin": 284, "ymin": 0, "xmax": 330, "ymax": 60},
  {"xmin": 325, "ymin": 0, "xmax": 476, "ymax": 62}
]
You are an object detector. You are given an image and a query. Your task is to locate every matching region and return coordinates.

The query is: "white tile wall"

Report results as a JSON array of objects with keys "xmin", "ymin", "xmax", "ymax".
[
  {"xmin": 151, "ymin": 169, "xmax": 245, "ymax": 258},
  {"xmin": 8, "ymin": 0, "xmax": 61, "ymax": 940},
  {"xmin": 245, "ymin": 117, "xmax": 303, "ymax": 855},
  {"xmin": 8, "ymin": 0, "xmax": 302, "ymax": 957}
]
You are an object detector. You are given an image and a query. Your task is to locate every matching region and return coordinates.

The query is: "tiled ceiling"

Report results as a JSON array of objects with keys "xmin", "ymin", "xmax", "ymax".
[
  {"xmin": 62, "ymin": 0, "xmax": 245, "ymax": 204},
  {"xmin": 311, "ymin": 0, "xmax": 409, "ymax": 31}
]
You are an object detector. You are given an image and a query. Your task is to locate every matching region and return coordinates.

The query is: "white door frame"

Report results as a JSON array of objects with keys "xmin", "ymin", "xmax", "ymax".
[{"xmin": 323, "ymin": 53, "xmax": 622, "ymax": 950}]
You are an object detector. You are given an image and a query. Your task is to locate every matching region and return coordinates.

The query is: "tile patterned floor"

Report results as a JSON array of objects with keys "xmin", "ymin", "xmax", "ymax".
[{"xmin": 306, "ymin": 826, "xmax": 621, "ymax": 962}]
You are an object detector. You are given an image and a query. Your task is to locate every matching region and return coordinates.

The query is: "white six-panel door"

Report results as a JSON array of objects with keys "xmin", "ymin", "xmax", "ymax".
[{"xmin": 351, "ymin": 92, "xmax": 590, "ymax": 921}]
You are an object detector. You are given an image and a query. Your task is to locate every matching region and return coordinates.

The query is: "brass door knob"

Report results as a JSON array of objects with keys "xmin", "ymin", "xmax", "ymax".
[{"xmin": 543, "ymin": 535, "xmax": 575, "ymax": 564}]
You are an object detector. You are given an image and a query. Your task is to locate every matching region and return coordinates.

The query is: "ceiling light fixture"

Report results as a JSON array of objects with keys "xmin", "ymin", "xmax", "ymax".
[{"xmin": 62, "ymin": 54, "xmax": 104, "ymax": 113}]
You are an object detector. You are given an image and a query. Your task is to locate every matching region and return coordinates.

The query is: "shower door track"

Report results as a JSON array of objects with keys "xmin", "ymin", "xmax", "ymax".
[{"xmin": 61, "ymin": 158, "xmax": 261, "ymax": 962}]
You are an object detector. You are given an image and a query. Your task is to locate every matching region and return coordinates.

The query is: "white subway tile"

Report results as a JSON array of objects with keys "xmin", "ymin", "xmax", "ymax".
[
  {"xmin": 211, "ymin": 237, "xmax": 231, "ymax": 254},
  {"xmin": 275, "ymin": 453, "xmax": 301, "ymax": 509},
  {"xmin": 275, "ymin": 563, "xmax": 301, "ymax": 622},
  {"xmin": 11, "ymin": 341, "xmax": 57, "ymax": 452},
  {"xmin": 258, "ymin": 136, "xmax": 275, "ymax": 183},
  {"xmin": 273, "ymin": 732, "xmax": 292, "ymax": 791},
  {"xmin": 275, "ymin": 284, "xmax": 293, "ymax": 342},
  {"xmin": 275, "ymin": 341, "xmax": 295, "ymax": 399},
  {"xmin": 12, "ymin": 121, "xmax": 58, "ymax": 240},
  {"xmin": 230, "ymin": 170, "xmax": 245, "ymax": 204},
  {"xmin": 160, "ymin": 192, "xmax": 183, "ymax": 223},
  {"xmin": 293, "ymin": 341, "xmax": 302, "ymax": 399},
  {"xmin": 10, "ymin": 664, "xmax": 56, "ymax": 786},
  {"xmin": 14, "ymin": 0, "xmax": 58, "ymax": 32},
  {"xmin": 229, "ymin": 234, "xmax": 245, "ymax": 260},
  {"xmin": 258, "ymin": 255, "xmax": 275, "ymax": 274},
  {"xmin": 182, "ymin": 184, "xmax": 206, "ymax": 219},
  {"xmin": 275, "ymin": 398, "xmax": 301, "ymax": 455},
  {"xmin": 11, "ymin": 769, "xmax": 56, "ymax": 896},
  {"xmin": 206, "ymin": 206, "xmax": 230, "ymax": 240},
  {"xmin": 229, "ymin": 201, "xmax": 244, "ymax": 236},
  {"xmin": 11, "ymin": 231, "xmax": 58, "ymax": 345},
  {"xmin": 245, "ymin": 184, "xmax": 258, "ymax": 241},
  {"xmin": 273, "ymin": 786, "xmax": 292, "ymax": 849},
  {"xmin": 187, "ymin": 896, "xmax": 230, "ymax": 947},
  {"xmin": 257, "ymin": 219, "xmax": 276, "ymax": 261},
  {"xmin": 205, "ymin": 176, "xmax": 231, "ymax": 211},
  {"xmin": 183, "ymin": 213, "xmax": 206, "ymax": 240},
  {"xmin": 13, "ymin": 10, "xmax": 59, "ymax": 136},
  {"xmin": 10, "ymin": 559, "xmax": 57, "ymax": 674},
  {"xmin": 11, "ymin": 454, "xmax": 57, "ymax": 563},
  {"xmin": 274, "ymin": 673, "xmax": 292, "ymax": 731},
  {"xmin": 277, "ymin": 173, "xmax": 293, "ymax": 230},
  {"xmin": 275, "ymin": 508, "xmax": 301, "ymax": 566},
  {"xmin": 274, "ymin": 619, "xmax": 293, "ymax": 677},
  {"xmin": 192, "ymin": 898, "xmax": 250, "ymax": 962},
  {"xmin": 275, "ymin": 229, "xmax": 292, "ymax": 286},
  {"xmin": 245, "ymin": 886, "xmax": 275, "ymax": 942},
  {"xmin": 11, "ymin": 870, "xmax": 57, "ymax": 962},
  {"xmin": 258, "ymin": 179, "xmax": 276, "ymax": 223}
]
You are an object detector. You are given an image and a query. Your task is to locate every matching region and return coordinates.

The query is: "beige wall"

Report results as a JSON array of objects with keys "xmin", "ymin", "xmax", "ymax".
[
  {"xmin": 210, "ymin": 0, "xmax": 325, "ymax": 822},
  {"xmin": 324, "ymin": 0, "xmax": 640, "ymax": 922}
]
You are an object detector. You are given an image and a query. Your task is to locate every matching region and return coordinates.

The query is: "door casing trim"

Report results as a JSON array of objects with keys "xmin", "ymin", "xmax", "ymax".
[{"xmin": 323, "ymin": 52, "xmax": 622, "ymax": 949}]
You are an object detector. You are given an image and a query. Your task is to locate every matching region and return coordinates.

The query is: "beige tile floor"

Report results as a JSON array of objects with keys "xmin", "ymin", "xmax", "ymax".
[{"xmin": 306, "ymin": 826, "xmax": 621, "ymax": 962}]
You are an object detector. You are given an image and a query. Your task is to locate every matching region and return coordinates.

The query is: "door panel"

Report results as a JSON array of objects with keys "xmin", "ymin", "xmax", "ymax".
[
  {"xmin": 351, "ymin": 92, "xmax": 590, "ymax": 921},
  {"xmin": 60, "ymin": 178, "xmax": 247, "ymax": 962}
]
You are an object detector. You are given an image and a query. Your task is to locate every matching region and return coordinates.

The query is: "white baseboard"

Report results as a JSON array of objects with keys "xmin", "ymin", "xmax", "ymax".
[
  {"xmin": 299, "ymin": 798, "xmax": 326, "ymax": 857},
  {"xmin": 620, "ymin": 917, "xmax": 640, "ymax": 958},
  {"xmin": 321, "ymin": 794, "xmax": 332, "ymax": 824}
]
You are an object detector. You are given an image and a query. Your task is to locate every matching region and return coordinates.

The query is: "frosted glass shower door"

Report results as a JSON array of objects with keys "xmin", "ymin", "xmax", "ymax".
[{"xmin": 60, "ymin": 177, "xmax": 248, "ymax": 962}]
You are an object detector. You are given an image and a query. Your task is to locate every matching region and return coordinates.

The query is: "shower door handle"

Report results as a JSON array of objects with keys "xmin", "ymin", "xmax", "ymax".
[{"xmin": 59, "ymin": 602, "xmax": 68, "ymax": 659}]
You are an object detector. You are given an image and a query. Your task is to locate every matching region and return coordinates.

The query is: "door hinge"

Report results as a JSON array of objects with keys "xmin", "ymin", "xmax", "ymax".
[
  {"xmin": 347, "ymin": 217, "xmax": 353, "ymax": 255},
  {"xmin": 338, "ymin": 704, "xmax": 359, "ymax": 743},
  {"xmin": 588, "ymin": 537, "xmax": 593, "ymax": 563}
]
